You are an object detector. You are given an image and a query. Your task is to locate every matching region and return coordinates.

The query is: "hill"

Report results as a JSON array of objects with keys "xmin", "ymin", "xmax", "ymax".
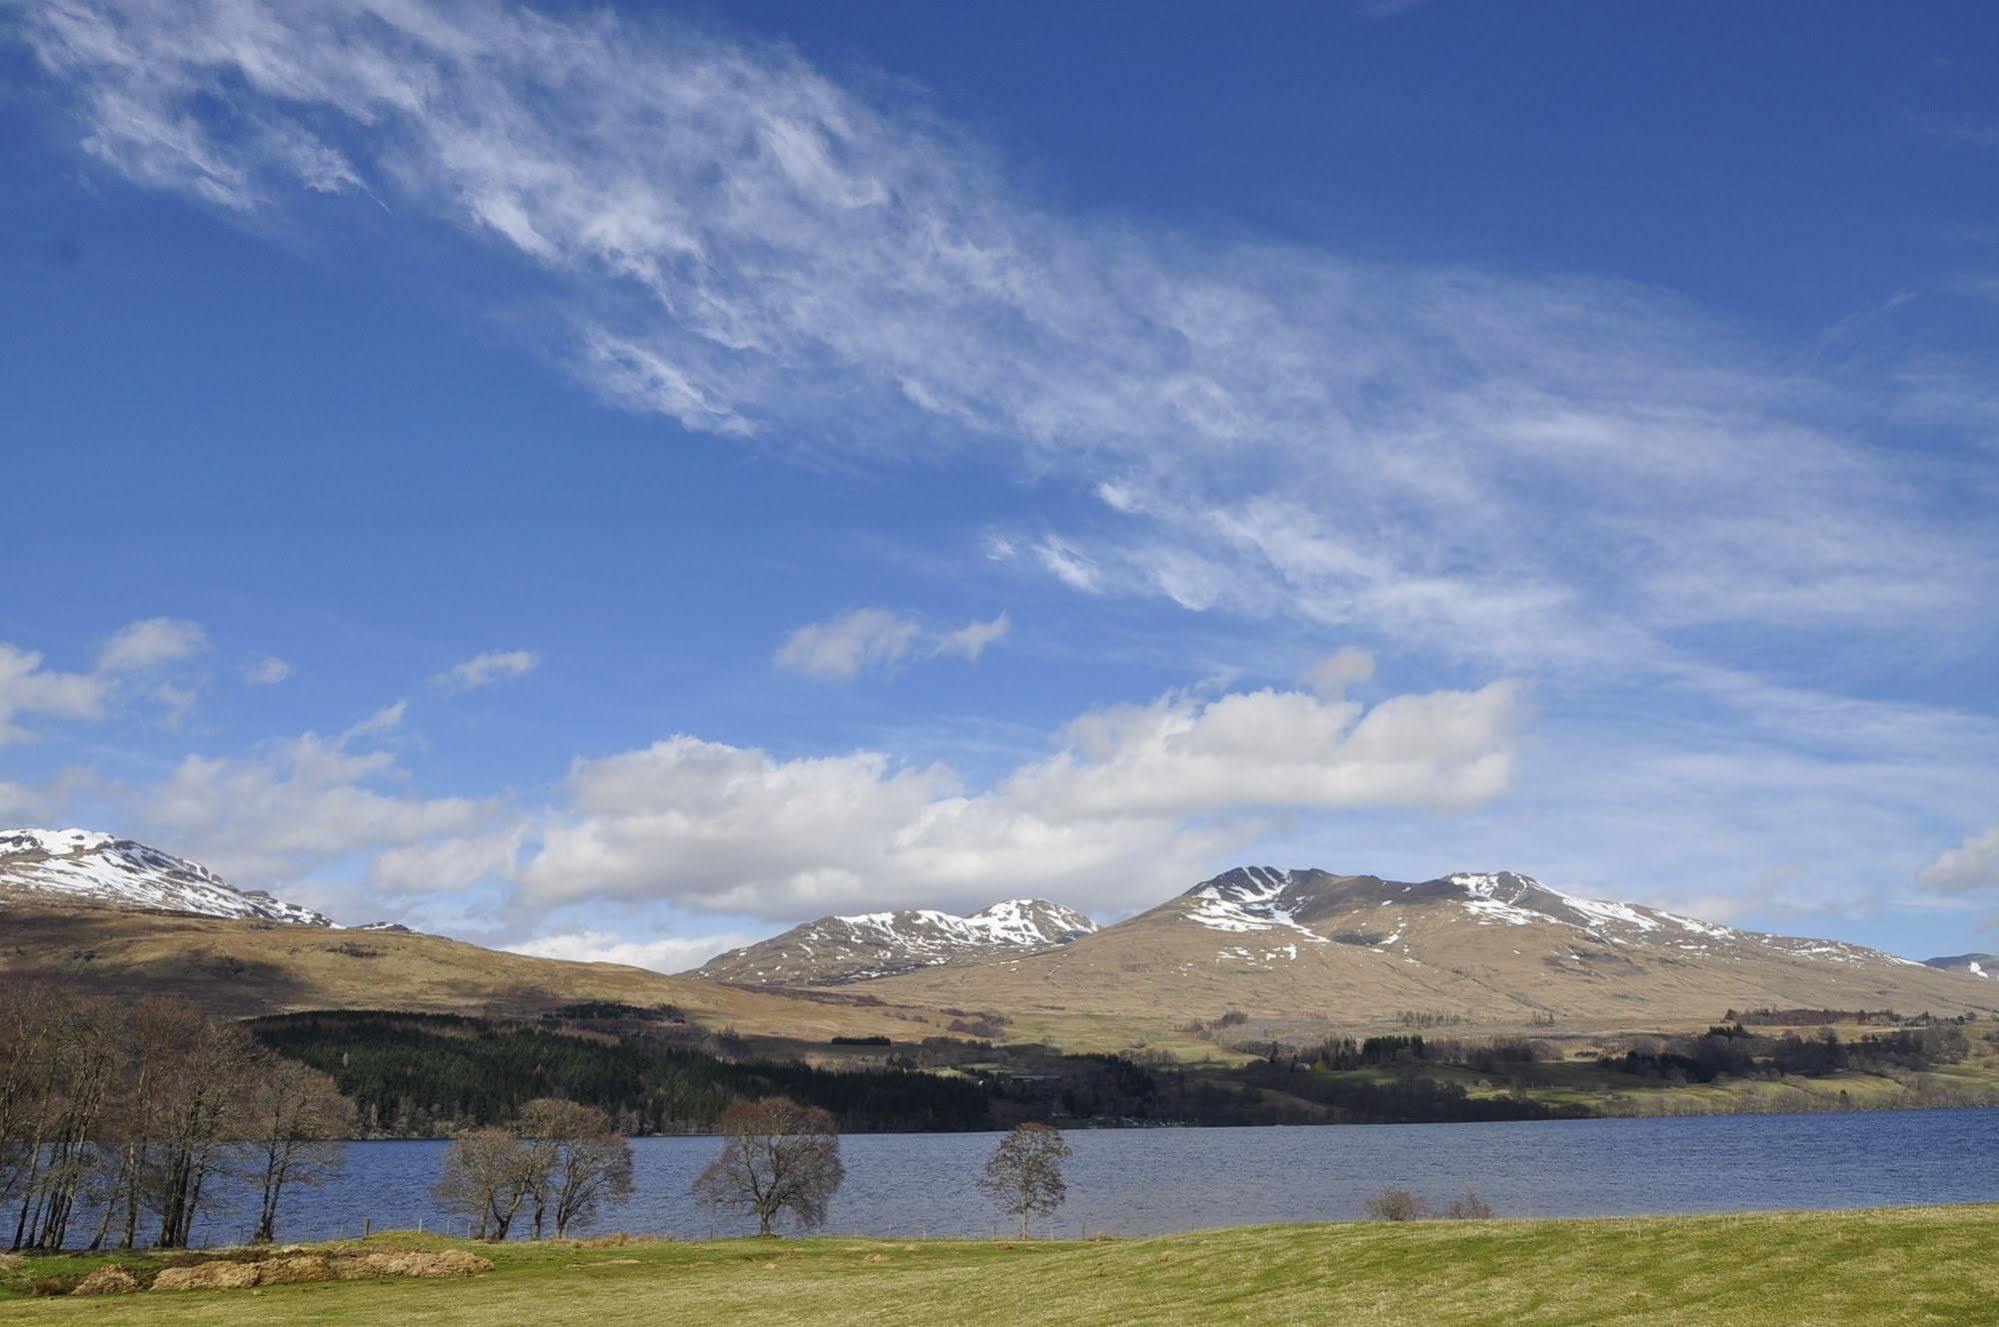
[
  {"xmin": 857, "ymin": 867, "xmax": 1999, "ymax": 1041},
  {"xmin": 0, "ymin": 901, "xmax": 965, "ymax": 1044},
  {"xmin": 693, "ymin": 898, "xmax": 1095, "ymax": 985}
]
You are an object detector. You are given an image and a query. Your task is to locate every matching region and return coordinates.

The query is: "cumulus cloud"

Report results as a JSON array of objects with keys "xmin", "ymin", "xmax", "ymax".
[
  {"xmin": 436, "ymin": 650, "xmax": 541, "ymax": 692},
  {"xmin": 518, "ymin": 670, "xmax": 1519, "ymax": 918},
  {"xmin": 1011, "ymin": 678, "xmax": 1522, "ymax": 820},
  {"xmin": 775, "ymin": 610, "xmax": 922, "ymax": 680},
  {"xmin": 98, "ymin": 618, "xmax": 206, "ymax": 673},
  {"xmin": 0, "ymin": 644, "xmax": 108, "ymax": 744},
  {"xmin": 507, "ymin": 929, "xmax": 766, "ymax": 975},
  {"xmin": 245, "ymin": 656, "xmax": 293, "ymax": 685},
  {"xmin": 142, "ymin": 701, "xmax": 490, "ymax": 891},
  {"xmin": 2, "ymin": 618, "xmax": 218, "ymax": 743},
  {"xmin": 370, "ymin": 827, "xmax": 525, "ymax": 893},
  {"xmin": 1920, "ymin": 828, "xmax": 1999, "ymax": 895}
]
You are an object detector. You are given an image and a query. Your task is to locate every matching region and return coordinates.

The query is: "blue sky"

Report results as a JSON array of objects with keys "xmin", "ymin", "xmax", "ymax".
[{"xmin": 3, "ymin": 0, "xmax": 1996, "ymax": 970}]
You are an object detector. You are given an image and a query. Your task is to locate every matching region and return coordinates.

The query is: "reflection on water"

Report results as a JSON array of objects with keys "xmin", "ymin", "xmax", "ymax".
[{"xmin": 172, "ymin": 1108, "xmax": 1999, "ymax": 1246}]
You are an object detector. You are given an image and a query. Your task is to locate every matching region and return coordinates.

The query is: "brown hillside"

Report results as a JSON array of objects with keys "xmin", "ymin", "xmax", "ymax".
[{"xmin": 0, "ymin": 901, "xmax": 962, "ymax": 1042}]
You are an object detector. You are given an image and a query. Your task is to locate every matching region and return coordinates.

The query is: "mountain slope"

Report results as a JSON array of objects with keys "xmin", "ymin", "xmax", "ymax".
[
  {"xmin": 693, "ymin": 899, "xmax": 1096, "ymax": 986},
  {"xmin": 0, "ymin": 900, "xmax": 971, "ymax": 1042},
  {"xmin": 0, "ymin": 828, "xmax": 334, "ymax": 926},
  {"xmin": 857, "ymin": 866, "xmax": 1999, "ymax": 1034},
  {"xmin": 1927, "ymin": 954, "xmax": 1999, "ymax": 980}
]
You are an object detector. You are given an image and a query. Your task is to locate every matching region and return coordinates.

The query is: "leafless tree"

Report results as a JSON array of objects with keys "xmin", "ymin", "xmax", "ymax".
[
  {"xmin": 146, "ymin": 1017, "xmax": 258, "ymax": 1249},
  {"xmin": 245, "ymin": 1054, "xmax": 349, "ymax": 1243},
  {"xmin": 1, "ymin": 984, "xmax": 60, "ymax": 1248},
  {"xmin": 434, "ymin": 1127, "xmax": 535, "ymax": 1240},
  {"xmin": 20, "ymin": 993, "xmax": 121, "ymax": 1251},
  {"xmin": 976, "ymin": 1122, "xmax": 1072, "ymax": 1237},
  {"xmin": 1441, "ymin": 1192, "xmax": 1494, "ymax": 1220},
  {"xmin": 1364, "ymin": 1188, "xmax": 1426, "ymax": 1222},
  {"xmin": 92, "ymin": 998, "xmax": 205, "ymax": 1251},
  {"xmin": 693, "ymin": 1098, "xmax": 843, "ymax": 1237},
  {"xmin": 516, "ymin": 1099, "xmax": 634, "ymax": 1239}
]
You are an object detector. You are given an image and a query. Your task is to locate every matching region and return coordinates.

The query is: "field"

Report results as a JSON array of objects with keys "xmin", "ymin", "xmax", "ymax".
[{"xmin": 5, "ymin": 1205, "xmax": 1997, "ymax": 1325}]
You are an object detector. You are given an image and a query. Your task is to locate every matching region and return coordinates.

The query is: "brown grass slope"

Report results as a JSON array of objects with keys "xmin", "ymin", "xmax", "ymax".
[
  {"xmin": 861, "ymin": 868, "xmax": 1999, "ymax": 1038},
  {"xmin": 0, "ymin": 899, "xmax": 964, "ymax": 1042}
]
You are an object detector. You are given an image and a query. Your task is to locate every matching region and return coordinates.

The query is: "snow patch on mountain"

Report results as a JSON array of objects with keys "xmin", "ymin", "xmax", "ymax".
[
  {"xmin": 0, "ymin": 828, "xmax": 334, "ymax": 926},
  {"xmin": 1182, "ymin": 867, "xmax": 1330, "ymax": 944},
  {"xmin": 693, "ymin": 897, "xmax": 1095, "ymax": 985}
]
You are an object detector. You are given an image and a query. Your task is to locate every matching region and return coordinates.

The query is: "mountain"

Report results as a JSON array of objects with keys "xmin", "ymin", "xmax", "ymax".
[
  {"xmin": 1926, "ymin": 954, "xmax": 1998, "ymax": 980},
  {"xmin": 854, "ymin": 867, "xmax": 1999, "ymax": 1038},
  {"xmin": 693, "ymin": 899, "xmax": 1097, "ymax": 986},
  {"xmin": 0, "ymin": 828, "xmax": 335, "ymax": 926}
]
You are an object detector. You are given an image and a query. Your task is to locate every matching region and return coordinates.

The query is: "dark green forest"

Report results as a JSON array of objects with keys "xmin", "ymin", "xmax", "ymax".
[{"xmin": 247, "ymin": 1011, "xmax": 993, "ymax": 1135}]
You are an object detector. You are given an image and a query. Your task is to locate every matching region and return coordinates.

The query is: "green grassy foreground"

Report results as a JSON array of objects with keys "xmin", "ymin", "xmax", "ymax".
[{"xmin": 4, "ymin": 1205, "xmax": 1996, "ymax": 1325}]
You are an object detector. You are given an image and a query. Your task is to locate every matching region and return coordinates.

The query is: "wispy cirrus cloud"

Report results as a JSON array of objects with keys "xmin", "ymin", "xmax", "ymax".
[
  {"xmin": 775, "ymin": 608, "xmax": 1010, "ymax": 679},
  {"xmin": 21, "ymin": 0, "xmax": 1990, "ymax": 687},
  {"xmin": 435, "ymin": 649, "xmax": 541, "ymax": 692}
]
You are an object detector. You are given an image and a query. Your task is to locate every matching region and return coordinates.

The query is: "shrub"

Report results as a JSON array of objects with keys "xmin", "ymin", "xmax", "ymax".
[
  {"xmin": 1364, "ymin": 1188, "xmax": 1426, "ymax": 1222},
  {"xmin": 1442, "ymin": 1192, "xmax": 1495, "ymax": 1220}
]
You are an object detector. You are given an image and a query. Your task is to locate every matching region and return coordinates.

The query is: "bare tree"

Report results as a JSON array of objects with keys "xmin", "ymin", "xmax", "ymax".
[
  {"xmin": 147, "ymin": 1017, "xmax": 257, "ymax": 1249},
  {"xmin": 245, "ymin": 1054, "xmax": 349, "ymax": 1243},
  {"xmin": 22, "ymin": 993, "xmax": 121, "ymax": 1251},
  {"xmin": 692, "ymin": 1098, "xmax": 843, "ymax": 1237},
  {"xmin": 516, "ymin": 1099, "xmax": 634, "ymax": 1239},
  {"xmin": 93, "ymin": 999, "xmax": 204, "ymax": 1251},
  {"xmin": 1364, "ymin": 1188, "xmax": 1426, "ymax": 1222},
  {"xmin": 434, "ymin": 1127, "xmax": 535, "ymax": 1240},
  {"xmin": 976, "ymin": 1123, "xmax": 1072, "ymax": 1238}
]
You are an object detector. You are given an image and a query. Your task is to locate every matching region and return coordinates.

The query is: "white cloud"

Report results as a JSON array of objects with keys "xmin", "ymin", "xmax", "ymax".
[
  {"xmin": 935, "ymin": 612, "xmax": 1011, "ymax": 662},
  {"xmin": 775, "ymin": 610, "xmax": 921, "ymax": 680},
  {"xmin": 1009, "ymin": 679, "xmax": 1522, "ymax": 821},
  {"xmin": 152, "ymin": 682, "xmax": 198, "ymax": 728},
  {"xmin": 518, "ymin": 670, "xmax": 1518, "ymax": 919},
  {"xmin": 775, "ymin": 609, "xmax": 1008, "ymax": 678},
  {"xmin": 1302, "ymin": 647, "xmax": 1376, "ymax": 699},
  {"xmin": 0, "ymin": 644, "xmax": 108, "ymax": 744},
  {"xmin": 142, "ymin": 703, "xmax": 489, "ymax": 891},
  {"xmin": 23, "ymin": 5, "xmax": 1992, "ymax": 672},
  {"xmin": 1035, "ymin": 539, "xmax": 1103, "ymax": 594},
  {"xmin": 370, "ymin": 828, "xmax": 524, "ymax": 893},
  {"xmin": 98, "ymin": 618, "xmax": 207, "ymax": 673},
  {"xmin": 507, "ymin": 929, "xmax": 765, "ymax": 975},
  {"xmin": 245, "ymin": 656, "xmax": 293, "ymax": 685},
  {"xmin": 436, "ymin": 650, "xmax": 541, "ymax": 692},
  {"xmin": 1921, "ymin": 828, "xmax": 1999, "ymax": 895}
]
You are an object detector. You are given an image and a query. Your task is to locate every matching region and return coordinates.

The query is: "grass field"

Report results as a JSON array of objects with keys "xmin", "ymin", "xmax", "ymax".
[{"xmin": 5, "ymin": 1205, "xmax": 1997, "ymax": 1325}]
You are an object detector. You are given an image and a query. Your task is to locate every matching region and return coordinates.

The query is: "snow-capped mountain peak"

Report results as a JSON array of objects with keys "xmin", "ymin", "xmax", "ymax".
[
  {"xmin": 0, "ymin": 828, "xmax": 335, "ymax": 927},
  {"xmin": 692, "ymin": 896, "xmax": 1095, "ymax": 986}
]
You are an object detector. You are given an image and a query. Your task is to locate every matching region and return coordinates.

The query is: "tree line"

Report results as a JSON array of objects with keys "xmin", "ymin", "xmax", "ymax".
[
  {"xmin": 1, "ymin": 984, "xmax": 347, "ymax": 1252},
  {"xmin": 437, "ymin": 1096, "xmax": 1076, "ymax": 1241}
]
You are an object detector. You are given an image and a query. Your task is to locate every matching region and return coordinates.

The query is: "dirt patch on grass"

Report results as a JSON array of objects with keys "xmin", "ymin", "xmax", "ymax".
[
  {"xmin": 72, "ymin": 1265, "xmax": 144, "ymax": 1296},
  {"xmin": 147, "ymin": 1248, "xmax": 494, "ymax": 1292}
]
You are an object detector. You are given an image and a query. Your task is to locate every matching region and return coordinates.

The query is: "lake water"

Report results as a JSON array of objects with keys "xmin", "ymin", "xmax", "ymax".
[{"xmin": 189, "ymin": 1108, "xmax": 1999, "ymax": 1246}]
